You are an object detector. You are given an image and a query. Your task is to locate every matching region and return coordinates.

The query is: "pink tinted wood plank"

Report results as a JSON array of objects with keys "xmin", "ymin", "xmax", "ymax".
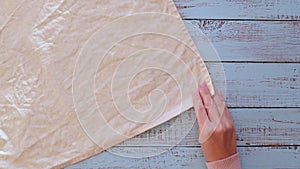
[
  {"xmin": 114, "ymin": 108, "xmax": 300, "ymax": 147},
  {"xmin": 187, "ymin": 20, "xmax": 300, "ymax": 62},
  {"xmin": 65, "ymin": 146, "xmax": 300, "ymax": 169},
  {"xmin": 174, "ymin": 0, "xmax": 300, "ymax": 20}
]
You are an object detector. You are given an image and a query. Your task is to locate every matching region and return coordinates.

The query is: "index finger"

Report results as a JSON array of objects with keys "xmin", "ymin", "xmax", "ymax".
[
  {"xmin": 193, "ymin": 90, "xmax": 209, "ymax": 128},
  {"xmin": 198, "ymin": 83, "xmax": 220, "ymax": 122}
]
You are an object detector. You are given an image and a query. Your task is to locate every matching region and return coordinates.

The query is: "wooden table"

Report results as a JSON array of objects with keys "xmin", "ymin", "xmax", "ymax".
[{"xmin": 66, "ymin": 1, "xmax": 300, "ymax": 168}]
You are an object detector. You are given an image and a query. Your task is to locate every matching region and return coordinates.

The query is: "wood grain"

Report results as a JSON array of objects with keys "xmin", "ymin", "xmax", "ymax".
[
  {"xmin": 116, "ymin": 108, "xmax": 300, "ymax": 147},
  {"xmin": 68, "ymin": 63, "xmax": 299, "ymax": 168},
  {"xmin": 67, "ymin": 1, "xmax": 300, "ymax": 168},
  {"xmin": 65, "ymin": 146, "xmax": 300, "ymax": 169},
  {"xmin": 187, "ymin": 20, "xmax": 300, "ymax": 62},
  {"xmin": 174, "ymin": 0, "xmax": 300, "ymax": 20},
  {"xmin": 207, "ymin": 63, "xmax": 300, "ymax": 107}
]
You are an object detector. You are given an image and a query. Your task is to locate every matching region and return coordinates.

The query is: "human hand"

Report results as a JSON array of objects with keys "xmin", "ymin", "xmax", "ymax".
[{"xmin": 192, "ymin": 83, "xmax": 237, "ymax": 162}]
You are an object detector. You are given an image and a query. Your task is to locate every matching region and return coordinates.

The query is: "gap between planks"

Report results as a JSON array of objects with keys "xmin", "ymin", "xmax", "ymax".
[
  {"xmin": 65, "ymin": 146, "xmax": 300, "ymax": 169},
  {"xmin": 185, "ymin": 20, "xmax": 300, "ymax": 62},
  {"xmin": 114, "ymin": 108, "xmax": 300, "ymax": 147},
  {"xmin": 206, "ymin": 63, "xmax": 300, "ymax": 107}
]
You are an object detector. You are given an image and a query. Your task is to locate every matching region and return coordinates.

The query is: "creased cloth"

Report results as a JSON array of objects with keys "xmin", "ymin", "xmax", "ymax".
[
  {"xmin": 0, "ymin": 0, "xmax": 214, "ymax": 168},
  {"xmin": 206, "ymin": 153, "xmax": 242, "ymax": 169}
]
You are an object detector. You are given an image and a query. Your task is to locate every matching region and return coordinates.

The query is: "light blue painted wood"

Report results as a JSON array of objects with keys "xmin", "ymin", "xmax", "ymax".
[
  {"xmin": 65, "ymin": 146, "xmax": 300, "ymax": 169},
  {"xmin": 114, "ymin": 108, "xmax": 300, "ymax": 146},
  {"xmin": 67, "ymin": 40, "xmax": 300, "ymax": 169},
  {"xmin": 174, "ymin": 0, "xmax": 300, "ymax": 20},
  {"xmin": 68, "ymin": 1, "xmax": 300, "ymax": 168},
  {"xmin": 187, "ymin": 20, "xmax": 300, "ymax": 62},
  {"xmin": 206, "ymin": 63, "xmax": 300, "ymax": 107}
]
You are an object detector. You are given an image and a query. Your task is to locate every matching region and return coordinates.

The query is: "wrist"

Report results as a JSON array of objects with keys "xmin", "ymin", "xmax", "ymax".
[
  {"xmin": 206, "ymin": 153, "xmax": 241, "ymax": 169},
  {"xmin": 201, "ymin": 140, "xmax": 237, "ymax": 162}
]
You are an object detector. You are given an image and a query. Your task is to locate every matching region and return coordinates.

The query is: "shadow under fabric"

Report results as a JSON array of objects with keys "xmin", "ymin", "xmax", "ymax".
[{"xmin": 0, "ymin": 0, "xmax": 214, "ymax": 168}]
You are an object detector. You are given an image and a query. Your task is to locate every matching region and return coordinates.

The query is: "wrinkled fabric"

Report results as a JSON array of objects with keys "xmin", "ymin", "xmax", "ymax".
[
  {"xmin": 206, "ymin": 153, "xmax": 242, "ymax": 169},
  {"xmin": 0, "ymin": 0, "xmax": 213, "ymax": 168}
]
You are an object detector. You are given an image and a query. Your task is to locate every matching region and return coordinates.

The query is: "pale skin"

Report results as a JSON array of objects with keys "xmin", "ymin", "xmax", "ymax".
[{"xmin": 193, "ymin": 83, "xmax": 237, "ymax": 162}]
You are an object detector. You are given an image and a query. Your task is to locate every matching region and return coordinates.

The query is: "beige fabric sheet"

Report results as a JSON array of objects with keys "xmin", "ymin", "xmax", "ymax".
[{"xmin": 0, "ymin": 0, "xmax": 214, "ymax": 168}]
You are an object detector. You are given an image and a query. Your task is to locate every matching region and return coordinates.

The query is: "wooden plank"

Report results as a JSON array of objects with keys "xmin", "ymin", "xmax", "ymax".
[
  {"xmin": 208, "ymin": 63, "xmax": 300, "ymax": 107},
  {"xmin": 74, "ymin": 63, "xmax": 299, "ymax": 147},
  {"xmin": 174, "ymin": 0, "xmax": 300, "ymax": 20},
  {"xmin": 113, "ymin": 108, "xmax": 300, "ymax": 147},
  {"xmin": 186, "ymin": 20, "xmax": 300, "ymax": 62},
  {"xmin": 65, "ymin": 146, "xmax": 300, "ymax": 169}
]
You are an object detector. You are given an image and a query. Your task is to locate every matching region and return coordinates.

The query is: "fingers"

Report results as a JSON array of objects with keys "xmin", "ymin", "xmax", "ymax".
[
  {"xmin": 199, "ymin": 83, "xmax": 220, "ymax": 122},
  {"xmin": 198, "ymin": 83, "xmax": 212, "ymax": 108},
  {"xmin": 192, "ymin": 90, "xmax": 208, "ymax": 128},
  {"xmin": 212, "ymin": 91, "xmax": 226, "ymax": 116},
  {"xmin": 213, "ymin": 91, "xmax": 233, "ymax": 124}
]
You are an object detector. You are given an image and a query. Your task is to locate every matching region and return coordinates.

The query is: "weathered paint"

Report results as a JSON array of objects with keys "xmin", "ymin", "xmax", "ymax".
[
  {"xmin": 188, "ymin": 20, "xmax": 300, "ymax": 62},
  {"xmin": 174, "ymin": 0, "xmax": 300, "ymax": 20},
  {"xmin": 68, "ymin": 1, "xmax": 300, "ymax": 168},
  {"xmin": 66, "ymin": 146, "xmax": 300, "ymax": 169},
  {"xmin": 207, "ymin": 63, "xmax": 300, "ymax": 107},
  {"xmin": 115, "ymin": 108, "xmax": 300, "ymax": 146}
]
